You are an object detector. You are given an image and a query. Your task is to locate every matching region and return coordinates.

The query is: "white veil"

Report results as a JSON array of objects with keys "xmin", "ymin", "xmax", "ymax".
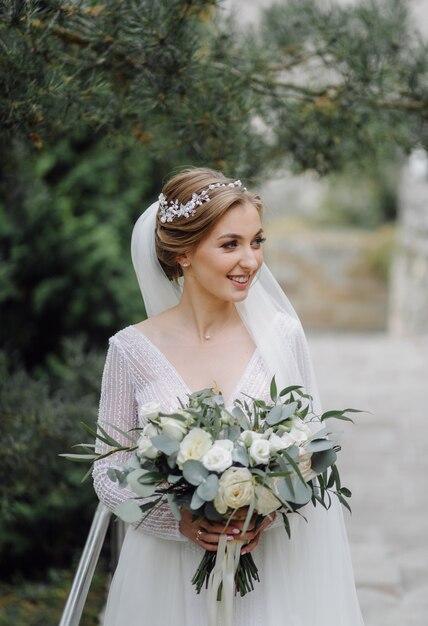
[{"xmin": 131, "ymin": 201, "xmax": 322, "ymax": 413}]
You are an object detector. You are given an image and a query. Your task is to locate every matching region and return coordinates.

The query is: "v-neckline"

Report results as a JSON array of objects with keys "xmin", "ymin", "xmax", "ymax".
[{"xmin": 129, "ymin": 325, "xmax": 259, "ymax": 407}]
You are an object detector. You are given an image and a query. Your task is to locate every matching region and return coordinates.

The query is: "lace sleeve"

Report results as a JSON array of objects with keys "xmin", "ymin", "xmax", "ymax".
[{"xmin": 92, "ymin": 337, "xmax": 186, "ymax": 541}]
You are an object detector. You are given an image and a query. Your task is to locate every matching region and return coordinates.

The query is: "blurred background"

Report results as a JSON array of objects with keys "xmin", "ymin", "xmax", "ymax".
[{"xmin": 1, "ymin": 1, "xmax": 427, "ymax": 624}]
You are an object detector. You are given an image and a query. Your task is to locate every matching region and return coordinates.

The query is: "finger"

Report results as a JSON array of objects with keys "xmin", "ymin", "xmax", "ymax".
[
  {"xmin": 227, "ymin": 519, "xmax": 256, "ymax": 533},
  {"xmin": 256, "ymin": 517, "xmax": 273, "ymax": 534},
  {"xmin": 234, "ymin": 530, "xmax": 257, "ymax": 543},
  {"xmin": 194, "ymin": 533, "xmax": 235, "ymax": 552},
  {"xmin": 239, "ymin": 516, "xmax": 274, "ymax": 552},
  {"xmin": 240, "ymin": 533, "xmax": 261, "ymax": 555}
]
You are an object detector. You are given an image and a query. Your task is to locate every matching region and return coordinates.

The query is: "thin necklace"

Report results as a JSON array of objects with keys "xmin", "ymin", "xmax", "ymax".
[{"xmin": 202, "ymin": 311, "xmax": 237, "ymax": 341}]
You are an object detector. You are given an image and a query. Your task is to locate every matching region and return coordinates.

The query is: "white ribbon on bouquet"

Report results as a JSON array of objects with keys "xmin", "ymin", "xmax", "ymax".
[{"xmin": 207, "ymin": 535, "xmax": 242, "ymax": 626}]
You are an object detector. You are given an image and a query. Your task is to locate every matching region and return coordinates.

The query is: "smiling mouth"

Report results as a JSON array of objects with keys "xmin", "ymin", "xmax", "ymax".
[{"xmin": 227, "ymin": 274, "xmax": 251, "ymax": 285}]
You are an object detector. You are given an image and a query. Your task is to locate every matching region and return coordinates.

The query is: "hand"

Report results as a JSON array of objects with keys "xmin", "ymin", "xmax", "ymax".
[
  {"xmin": 179, "ymin": 508, "xmax": 242, "ymax": 552},
  {"xmin": 179, "ymin": 507, "xmax": 275, "ymax": 554},
  {"xmin": 238, "ymin": 512, "xmax": 275, "ymax": 555}
]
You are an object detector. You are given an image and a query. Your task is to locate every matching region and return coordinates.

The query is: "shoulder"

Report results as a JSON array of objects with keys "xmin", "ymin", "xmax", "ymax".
[{"xmin": 108, "ymin": 325, "xmax": 137, "ymax": 349}]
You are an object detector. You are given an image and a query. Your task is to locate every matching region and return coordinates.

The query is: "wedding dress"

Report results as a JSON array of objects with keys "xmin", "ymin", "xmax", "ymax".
[{"xmin": 93, "ymin": 313, "xmax": 365, "ymax": 626}]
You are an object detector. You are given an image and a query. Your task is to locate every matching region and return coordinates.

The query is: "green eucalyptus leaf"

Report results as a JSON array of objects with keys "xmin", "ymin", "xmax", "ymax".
[
  {"xmin": 281, "ymin": 402, "xmax": 299, "ymax": 419},
  {"xmin": 126, "ymin": 469, "xmax": 158, "ymax": 497},
  {"xmin": 107, "ymin": 467, "xmax": 127, "ymax": 485},
  {"xmin": 311, "ymin": 449, "xmax": 337, "ymax": 474},
  {"xmin": 124, "ymin": 455, "xmax": 142, "ymax": 471},
  {"xmin": 114, "ymin": 500, "xmax": 143, "ymax": 523},
  {"xmin": 151, "ymin": 434, "xmax": 180, "ymax": 455},
  {"xmin": 190, "ymin": 490, "xmax": 206, "ymax": 510},
  {"xmin": 340, "ymin": 487, "xmax": 352, "ymax": 498},
  {"xmin": 167, "ymin": 452, "xmax": 178, "ymax": 469},
  {"xmin": 309, "ymin": 426, "xmax": 331, "ymax": 439},
  {"xmin": 265, "ymin": 405, "xmax": 284, "ymax": 426},
  {"xmin": 305, "ymin": 439, "xmax": 334, "ymax": 453},
  {"xmin": 277, "ymin": 476, "xmax": 312, "ymax": 505},
  {"xmin": 167, "ymin": 473, "xmax": 182, "ymax": 484},
  {"xmin": 280, "ymin": 447, "xmax": 306, "ymax": 487},
  {"xmin": 183, "ymin": 460, "xmax": 209, "ymax": 486},
  {"xmin": 232, "ymin": 445, "xmax": 249, "ymax": 467},
  {"xmin": 196, "ymin": 473, "xmax": 219, "ymax": 501},
  {"xmin": 227, "ymin": 425, "xmax": 241, "ymax": 442}
]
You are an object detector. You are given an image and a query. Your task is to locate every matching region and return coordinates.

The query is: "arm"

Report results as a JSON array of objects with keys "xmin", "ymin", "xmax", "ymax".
[{"xmin": 92, "ymin": 337, "xmax": 186, "ymax": 541}]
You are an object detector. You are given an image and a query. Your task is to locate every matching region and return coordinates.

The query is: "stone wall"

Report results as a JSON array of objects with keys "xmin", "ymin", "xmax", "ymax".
[{"xmin": 265, "ymin": 219, "xmax": 390, "ymax": 331}]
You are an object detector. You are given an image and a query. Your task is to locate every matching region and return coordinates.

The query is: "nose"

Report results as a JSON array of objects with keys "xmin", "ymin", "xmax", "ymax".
[{"xmin": 239, "ymin": 246, "xmax": 261, "ymax": 272}]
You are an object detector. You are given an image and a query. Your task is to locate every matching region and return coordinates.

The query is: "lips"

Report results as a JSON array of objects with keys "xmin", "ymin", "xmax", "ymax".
[{"xmin": 227, "ymin": 274, "xmax": 251, "ymax": 287}]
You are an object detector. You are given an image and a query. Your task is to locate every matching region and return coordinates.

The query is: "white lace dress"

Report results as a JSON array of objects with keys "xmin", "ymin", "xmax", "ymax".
[{"xmin": 93, "ymin": 320, "xmax": 365, "ymax": 626}]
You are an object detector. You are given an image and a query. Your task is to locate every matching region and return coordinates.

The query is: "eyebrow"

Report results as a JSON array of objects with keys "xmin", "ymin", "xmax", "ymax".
[{"xmin": 217, "ymin": 228, "xmax": 264, "ymax": 241}]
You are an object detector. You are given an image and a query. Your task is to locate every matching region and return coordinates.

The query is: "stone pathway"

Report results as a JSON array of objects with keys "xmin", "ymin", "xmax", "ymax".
[{"xmin": 308, "ymin": 332, "xmax": 428, "ymax": 626}]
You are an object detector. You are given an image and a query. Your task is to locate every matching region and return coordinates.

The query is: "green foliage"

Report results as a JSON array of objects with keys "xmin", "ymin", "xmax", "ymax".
[
  {"xmin": 0, "ymin": 132, "xmax": 152, "ymax": 366},
  {"xmin": 319, "ymin": 163, "xmax": 400, "ymax": 228},
  {"xmin": 250, "ymin": 0, "xmax": 428, "ymax": 173},
  {"xmin": 0, "ymin": 563, "xmax": 108, "ymax": 626},
  {"xmin": 0, "ymin": 0, "xmax": 264, "ymax": 177},
  {"xmin": 0, "ymin": 0, "xmax": 427, "ymax": 174},
  {"xmin": 0, "ymin": 340, "xmax": 104, "ymax": 579}
]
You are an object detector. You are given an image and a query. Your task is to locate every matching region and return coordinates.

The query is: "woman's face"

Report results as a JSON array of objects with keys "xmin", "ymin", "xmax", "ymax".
[{"xmin": 183, "ymin": 202, "xmax": 265, "ymax": 304}]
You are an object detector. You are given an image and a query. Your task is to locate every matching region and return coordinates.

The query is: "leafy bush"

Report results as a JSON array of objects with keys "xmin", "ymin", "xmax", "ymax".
[
  {"xmin": 0, "ymin": 563, "xmax": 108, "ymax": 626},
  {"xmin": 319, "ymin": 163, "xmax": 399, "ymax": 228},
  {"xmin": 0, "ymin": 133, "xmax": 153, "ymax": 368},
  {"xmin": 0, "ymin": 339, "xmax": 106, "ymax": 579}
]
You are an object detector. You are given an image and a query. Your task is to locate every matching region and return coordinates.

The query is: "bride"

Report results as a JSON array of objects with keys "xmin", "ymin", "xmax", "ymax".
[{"xmin": 93, "ymin": 167, "xmax": 365, "ymax": 625}]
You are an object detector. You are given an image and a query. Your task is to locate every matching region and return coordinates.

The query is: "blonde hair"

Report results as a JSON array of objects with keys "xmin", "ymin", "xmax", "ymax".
[{"xmin": 155, "ymin": 167, "xmax": 264, "ymax": 281}]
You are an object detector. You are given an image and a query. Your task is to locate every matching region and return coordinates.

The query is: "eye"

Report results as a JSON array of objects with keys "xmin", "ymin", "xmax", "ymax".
[
  {"xmin": 221, "ymin": 240, "xmax": 238, "ymax": 249},
  {"xmin": 252, "ymin": 236, "xmax": 266, "ymax": 247}
]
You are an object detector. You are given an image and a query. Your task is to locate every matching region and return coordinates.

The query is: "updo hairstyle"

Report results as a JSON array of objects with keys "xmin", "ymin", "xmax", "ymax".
[{"xmin": 155, "ymin": 167, "xmax": 263, "ymax": 281}]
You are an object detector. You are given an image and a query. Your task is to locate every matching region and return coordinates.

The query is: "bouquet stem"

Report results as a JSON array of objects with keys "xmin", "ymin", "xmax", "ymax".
[{"xmin": 192, "ymin": 546, "xmax": 260, "ymax": 598}]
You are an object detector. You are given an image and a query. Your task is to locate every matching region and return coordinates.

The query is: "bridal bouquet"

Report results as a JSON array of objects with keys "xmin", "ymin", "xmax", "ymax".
[{"xmin": 63, "ymin": 378, "xmax": 358, "ymax": 606}]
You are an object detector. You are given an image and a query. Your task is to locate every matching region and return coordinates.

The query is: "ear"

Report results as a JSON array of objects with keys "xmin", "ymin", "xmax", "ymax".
[{"xmin": 176, "ymin": 252, "xmax": 190, "ymax": 268}]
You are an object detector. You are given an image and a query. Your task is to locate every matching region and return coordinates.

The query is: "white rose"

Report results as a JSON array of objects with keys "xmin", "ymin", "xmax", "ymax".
[
  {"xmin": 160, "ymin": 416, "xmax": 188, "ymax": 441},
  {"xmin": 214, "ymin": 467, "xmax": 254, "ymax": 514},
  {"xmin": 269, "ymin": 432, "xmax": 293, "ymax": 452},
  {"xmin": 254, "ymin": 483, "xmax": 282, "ymax": 516},
  {"xmin": 177, "ymin": 428, "xmax": 213, "ymax": 469},
  {"xmin": 249, "ymin": 438, "xmax": 271, "ymax": 465},
  {"xmin": 137, "ymin": 435, "xmax": 159, "ymax": 460},
  {"xmin": 289, "ymin": 419, "xmax": 312, "ymax": 445},
  {"xmin": 238, "ymin": 430, "xmax": 263, "ymax": 448},
  {"xmin": 142, "ymin": 423, "xmax": 158, "ymax": 438},
  {"xmin": 298, "ymin": 448, "xmax": 317, "ymax": 482},
  {"xmin": 138, "ymin": 401, "xmax": 161, "ymax": 421},
  {"xmin": 202, "ymin": 440, "xmax": 233, "ymax": 473}
]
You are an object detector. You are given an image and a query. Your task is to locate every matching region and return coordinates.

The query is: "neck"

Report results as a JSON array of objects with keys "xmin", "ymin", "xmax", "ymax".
[{"xmin": 175, "ymin": 286, "xmax": 239, "ymax": 343}]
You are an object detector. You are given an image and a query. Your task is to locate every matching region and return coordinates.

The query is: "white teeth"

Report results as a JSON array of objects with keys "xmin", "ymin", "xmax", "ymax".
[{"xmin": 228, "ymin": 275, "xmax": 249, "ymax": 284}]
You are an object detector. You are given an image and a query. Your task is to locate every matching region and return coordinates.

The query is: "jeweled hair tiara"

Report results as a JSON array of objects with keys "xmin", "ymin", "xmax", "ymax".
[{"xmin": 158, "ymin": 180, "xmax": 246, "ymax": 224}]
